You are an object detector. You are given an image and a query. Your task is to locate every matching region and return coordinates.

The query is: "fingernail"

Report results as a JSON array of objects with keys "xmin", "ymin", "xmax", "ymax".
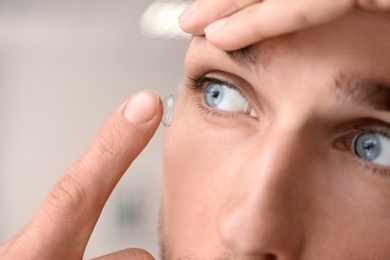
[
  {"xmin": 179, "ymin": 0, "xmax": 199, "ymax": 22},
  {"xmin": 205, "ymin": 17, "xmax": 227, "ymax": 35},
  {"xmin": 125, "ymin": 90, "xmax": 159, "ymax": 124}
]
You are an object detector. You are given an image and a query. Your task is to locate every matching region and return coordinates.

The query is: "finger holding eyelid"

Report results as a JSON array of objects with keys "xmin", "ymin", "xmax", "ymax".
[
  {"xmin": 179, "ymin": 0, "xmax": 260, "ymax": 36},
  {"xmin": 204, "ymin": 0, "xmax": 354, "ymax": 50}
]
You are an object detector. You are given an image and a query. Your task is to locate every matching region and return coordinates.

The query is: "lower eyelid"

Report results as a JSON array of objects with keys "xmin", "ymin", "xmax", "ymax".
[
  {"xmin": 352, "ymin": 156, "xmax": 390, "ymax": 177},
  {"xmin": 192, "ymin": 96, "xmax": 258, "ymax": 127},
  {"xmin": 194, "ymin": 99, "xmax": 243, "ymax": 120}
]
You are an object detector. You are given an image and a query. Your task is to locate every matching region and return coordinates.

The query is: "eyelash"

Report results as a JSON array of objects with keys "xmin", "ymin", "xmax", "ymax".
[
  {"xmin": 186, "ymin": 74, "xmax": 250, "ymax": 120},
  {"xmin": 338, "ymin": 123, "xmax": 390, "ymax": 177}
]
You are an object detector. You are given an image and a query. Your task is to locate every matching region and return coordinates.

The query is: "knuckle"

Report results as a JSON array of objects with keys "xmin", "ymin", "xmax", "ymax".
[{"xmin": 46, "ymin": 174, "xmax": 86, "ymax": 218}]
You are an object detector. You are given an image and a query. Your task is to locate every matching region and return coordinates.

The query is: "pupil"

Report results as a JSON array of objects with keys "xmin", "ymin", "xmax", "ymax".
[
  {"xmin": 363, "ymin": 140, "xmax": 375, "ymax": 151},
  {"xmin": 363, "ymin": 139, "xmax": 376, "ymax": 158},
  {"xmin": 205, "ymin": 83, "xmax": 224, "ymax": 107}
]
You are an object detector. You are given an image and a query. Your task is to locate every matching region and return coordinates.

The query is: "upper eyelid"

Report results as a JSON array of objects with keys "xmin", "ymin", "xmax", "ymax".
[
  {"xmin": 200, "ymin": 76, "xmax": 246, "ymax": 98},
  {"xmin": 348, "ymin": 120, "xmax": 390, "ymax": 138}
]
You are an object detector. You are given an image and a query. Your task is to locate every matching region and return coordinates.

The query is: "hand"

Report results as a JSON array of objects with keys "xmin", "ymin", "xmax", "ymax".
[
  {"xmin": 179, "ymin": 0, "xmax": 390, "ymax": 50},
  {"xmin": 0, "ymin": 90, "xmax": 162, "ymax": 259}
]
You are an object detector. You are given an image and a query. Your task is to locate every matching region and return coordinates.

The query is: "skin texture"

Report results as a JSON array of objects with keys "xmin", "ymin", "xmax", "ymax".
[
  {"xmin": 162, "ymin": 10, "xmax": 390, "ymax": 259},
  {"xmin": 179, "ymin": 0, "xmax": 390, "ymax": 50}
]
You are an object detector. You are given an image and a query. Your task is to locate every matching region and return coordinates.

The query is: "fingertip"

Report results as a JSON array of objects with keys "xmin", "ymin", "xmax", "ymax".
[
  {"xmin": 179, "ymin": 0, "xmax": 220, "ymax": 36},
  {"xmin": 204, "ymin": 17, "xmax": 227, "ymax": 36},
  {"xmin": 204, "ymin": 17, "xmax": 243, "ymax": 50},
  {"xmin": 204, "ymin": 12, "xmax": 265, "ymax": 51},
  {"xmin": 124, "ymin": 90, "xmax": 161, "ymax": 125},
  {"xmin": 179, "ymin": 0, "xmax": 200, "ymax": 24},
  {"xmin": 205, "ymin": 29, "xmax": 248, "ymax": 51},
  {"xmin": 179, "ymin": 17, "xmax": 207, "ymax": 36},
  {"xmin": 179, "ymin": 1, "xmax": 202, "ymax": 35}
]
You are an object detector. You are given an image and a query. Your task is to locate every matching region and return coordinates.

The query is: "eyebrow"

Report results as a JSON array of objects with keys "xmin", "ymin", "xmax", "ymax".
[
  {"xmin": 335, "ymin": 73, "xmax": 390, "ymax": 112},
  {"xmin": 196, "ymin": 36, "xmax": 264, "ymax": 71},
  {"xmin": 225, "ymin": 45, "xmax": 260, "ymax": 71}
]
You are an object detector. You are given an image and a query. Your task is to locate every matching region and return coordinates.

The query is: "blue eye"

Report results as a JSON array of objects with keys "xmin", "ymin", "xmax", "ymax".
[
  {"xmin": 204, "ymin": 82, "xmax": 257, "ymax": 117},
  {"xmin": 354, "ymin": 132, "xmax": 390, "ymax": 166}
]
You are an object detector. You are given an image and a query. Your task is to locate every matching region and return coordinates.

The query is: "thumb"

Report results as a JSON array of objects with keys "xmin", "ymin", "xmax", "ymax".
[{"xmin": 6, "ymin": 90, "xmax": 162, "ymax": 259}]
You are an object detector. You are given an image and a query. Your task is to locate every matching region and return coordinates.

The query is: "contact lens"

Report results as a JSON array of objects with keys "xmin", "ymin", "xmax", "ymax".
[{"xmin": 162, "ymin": 95, "xmax": 174, "ymax": 127}]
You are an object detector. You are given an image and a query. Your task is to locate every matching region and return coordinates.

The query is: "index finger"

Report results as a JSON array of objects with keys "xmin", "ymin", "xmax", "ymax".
[{"xmin": 8, "ymin": 90, "xmax": 162, "ymax": 258}]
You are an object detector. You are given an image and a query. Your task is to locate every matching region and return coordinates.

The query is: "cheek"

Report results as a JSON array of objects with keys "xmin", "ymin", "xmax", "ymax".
[
  {"xmin": 163, "ymin": 95, "xmax": 253, "ymax": 204},
  {"xmin": 161, "ymin": 100, "xmax": 250, "ymax": 253},
  {"xmin": 300, "ymin": 153, "xmax": 390, "ymax": 258}
]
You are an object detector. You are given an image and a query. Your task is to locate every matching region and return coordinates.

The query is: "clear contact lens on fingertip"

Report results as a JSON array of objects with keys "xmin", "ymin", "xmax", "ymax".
[{"xmin": 162, "ymin": 95, "xmax": 174, "ymax": 127}]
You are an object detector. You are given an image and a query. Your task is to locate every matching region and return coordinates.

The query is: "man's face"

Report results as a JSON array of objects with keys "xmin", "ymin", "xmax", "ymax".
[{"xmin": 161, "ymin": 10, "xmax": 390, "ymax": 259}]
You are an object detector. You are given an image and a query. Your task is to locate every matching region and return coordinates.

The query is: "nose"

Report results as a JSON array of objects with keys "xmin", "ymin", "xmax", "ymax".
[{"xmin": 218, "ymin": 125, "xmax": 312, "ymax": 259}]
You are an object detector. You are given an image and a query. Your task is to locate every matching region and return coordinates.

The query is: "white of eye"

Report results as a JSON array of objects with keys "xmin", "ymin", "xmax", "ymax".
[
  {"xmin": 204, "ymin": 83, "xmax": 257, "ymax": 117},
  {"xmin": 353, "ymin": 132, "xmax": 390, "ymax": 166}
]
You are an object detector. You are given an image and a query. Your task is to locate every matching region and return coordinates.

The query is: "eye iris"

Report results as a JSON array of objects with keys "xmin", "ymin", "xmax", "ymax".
[
  {"xmin": 205, "ymin": 83, "xmax": 224, "ymax": 107},
  {"xmin": 354, "ymin": 133, "xmax": 382, "ymax": 161}
]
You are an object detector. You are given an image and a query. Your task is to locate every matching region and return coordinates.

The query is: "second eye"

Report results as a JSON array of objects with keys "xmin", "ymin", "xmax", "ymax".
[
  {"xmin": 204, "ymin": 82, "xmax": 257, "ymax": 117},
  {"xmin": 353, "ymin": 132, "xmax": 390, "ymax": 167}
]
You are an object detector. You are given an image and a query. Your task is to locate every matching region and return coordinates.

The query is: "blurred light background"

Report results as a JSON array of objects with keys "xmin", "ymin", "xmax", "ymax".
[{"xmin": 0, "ymin": 0, "xmax": 191, "ymax": 258}]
